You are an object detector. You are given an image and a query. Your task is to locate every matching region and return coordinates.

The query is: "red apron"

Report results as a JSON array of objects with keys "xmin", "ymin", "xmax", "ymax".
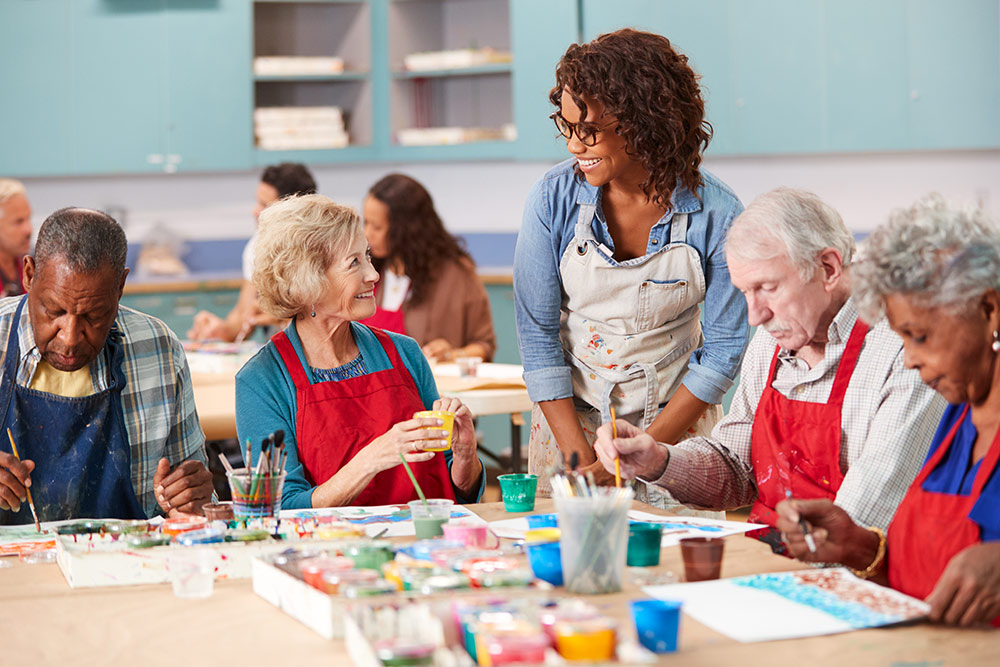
[
  {"xmin": 748, "ymin": 320, "xmax": 869, "ymax": 545},
  {"xmin": 887, "ymin": 404, "xmax": 1000, "ymax": 626},
  {"xmin": 361, "ymin": 283, "xmax": 408, "ymax": 336},
  {"xmin": 273, "ymin": 326, "xmax": 455, "ymax": 506}
]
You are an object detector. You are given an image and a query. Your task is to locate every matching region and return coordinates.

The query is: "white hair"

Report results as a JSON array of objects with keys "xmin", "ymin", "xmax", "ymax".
[
  {"xmin": 852, "ymin": 193, "xmax": 1000, "ymax": 321},
  {"xmin": 725, "ymin": 187, "xmax": 855, "ymax": 281},
  {"xmin": 0, "ymin": 179, "xmax": 26, "ymax": 218}
]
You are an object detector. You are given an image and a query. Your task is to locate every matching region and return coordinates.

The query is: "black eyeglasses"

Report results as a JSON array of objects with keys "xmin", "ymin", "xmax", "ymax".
[{"xmin": 549, "ymin": 111, "xmax": 616, "ymax": 147}]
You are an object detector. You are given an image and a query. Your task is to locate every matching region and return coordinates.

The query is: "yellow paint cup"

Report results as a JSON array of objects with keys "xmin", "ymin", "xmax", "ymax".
[
  {"xmin": 414, "ymin": 410, "xmax": 454, "ymax": 451},
  {"xmin": 553, "ymin": 619, "xmax": 617, "ymax": 662}
]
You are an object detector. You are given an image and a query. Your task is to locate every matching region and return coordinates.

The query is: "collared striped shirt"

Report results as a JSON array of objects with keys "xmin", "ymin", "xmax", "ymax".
[
  {"xmin": 0, "ymin": 296, "xmax": 206, "ymax": 518},
  {"xmin": 651, "ymin": 298, "xmax": 946, "ymax": 531}
]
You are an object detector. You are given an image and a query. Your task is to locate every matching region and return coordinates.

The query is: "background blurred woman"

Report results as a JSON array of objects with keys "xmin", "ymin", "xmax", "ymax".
[
  {"xmin": 362, "ymin": 173, "xmax": 496, "ymax": 363},
  {"xmin": 513, "ymin": 29, "xmax": 748, "ymax": 503},
  {"xmin": 778, "ymin": 195, "xmax": 1000, "ymax": 627},
  {"xmin": 236, "ymin": 194, "xmax": 484, "ymax": 508}
]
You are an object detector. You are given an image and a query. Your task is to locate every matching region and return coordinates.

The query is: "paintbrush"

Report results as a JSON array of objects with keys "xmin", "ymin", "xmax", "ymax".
[
  {"xmin": 6, "ymin": 428, "xmax": 40, "ymax": 533},
  {"xmin": 786, "ymin": 489, "xmax": 817, "ymax": 553},
  {"xmin": 398, "ymin": 453, "xmax": 428, "ymax": 505},
  {"xmin": 610, "ymin": 406, "xmax": 621, "ymax": 488}
]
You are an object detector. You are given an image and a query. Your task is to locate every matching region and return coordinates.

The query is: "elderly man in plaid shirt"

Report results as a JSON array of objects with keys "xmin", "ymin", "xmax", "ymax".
[
  {"xmin": 595, "ymin": 188, "xmax": 946, "ymax": 555},
  {"xmin": 0, "ymin": 207, "xmax": 211, "ymax": 523}
]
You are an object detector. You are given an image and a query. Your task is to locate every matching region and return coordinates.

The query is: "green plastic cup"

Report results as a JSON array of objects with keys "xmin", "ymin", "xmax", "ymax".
[
  {"xmin": 626, "ymin": 522, "xmax": 664, "ymax": 566},
  {"xmin": 498, "ymin": 474, "xmax": 538, "ymax": 512}
]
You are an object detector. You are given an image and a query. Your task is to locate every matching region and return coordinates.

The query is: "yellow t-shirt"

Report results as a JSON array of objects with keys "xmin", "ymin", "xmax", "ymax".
[{"xmin": 29, "ymin": 360, "xmax": 95, "ymax": 398}]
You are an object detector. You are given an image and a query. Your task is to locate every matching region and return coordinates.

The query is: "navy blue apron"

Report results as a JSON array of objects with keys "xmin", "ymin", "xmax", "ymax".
[{"xmin": 0, "ymin": 295, "xmax": 145, "ymax": 523}]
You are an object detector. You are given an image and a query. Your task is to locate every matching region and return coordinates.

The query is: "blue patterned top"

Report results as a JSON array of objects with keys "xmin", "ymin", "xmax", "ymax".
[{"xmin": 310, "ymin": 354, "xmax": 369, "ymax": 382}]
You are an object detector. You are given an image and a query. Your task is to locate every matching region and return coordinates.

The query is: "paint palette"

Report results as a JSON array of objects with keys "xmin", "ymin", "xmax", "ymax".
[{"xmin": 643, "ymin": 567, "xmax": 930, "ymax": 642}]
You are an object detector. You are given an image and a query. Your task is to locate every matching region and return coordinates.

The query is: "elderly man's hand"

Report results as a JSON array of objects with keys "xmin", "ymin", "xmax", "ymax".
[
  {"xmin": 593, "ymin": 419, "xmax": 668, "ymax": 481},
  {"xmin": 776, "ymin": 498, "xmax": 882, "ymax": 570},
  {"xmin": 0, "ymin": 451, "xmax": 34, "ymax": 513},
  {"xmin": 926, "ymin": 542, "xmax": 1000, "ymax": 626},
  {"xmin": 154, "ymin": 458, "xmax": 213, "ymax": 516}
]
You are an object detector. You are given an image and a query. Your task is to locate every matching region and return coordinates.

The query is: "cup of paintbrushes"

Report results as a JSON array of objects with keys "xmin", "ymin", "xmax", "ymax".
[
  {"xmin": 227, "ymin": 468, "xmax": 286, "ymax": 518},
  {"xmin": 555, "ymin": 487, "xmax": 634, "ymax": 594}
]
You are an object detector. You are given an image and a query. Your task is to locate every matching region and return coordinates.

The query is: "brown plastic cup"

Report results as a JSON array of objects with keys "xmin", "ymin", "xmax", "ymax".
[
  {"xmin": 680, "ymin": 537, "xmax": 724, "ymax": 581},
  {"xmin": 202, "ymin": 501, "xmax": 235, "ymax": 522}
]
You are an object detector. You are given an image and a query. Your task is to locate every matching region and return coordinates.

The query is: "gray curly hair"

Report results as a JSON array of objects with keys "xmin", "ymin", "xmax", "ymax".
[{"xmin": 852, "ymin": 194, "xmax": 1000, "ymax": 322}]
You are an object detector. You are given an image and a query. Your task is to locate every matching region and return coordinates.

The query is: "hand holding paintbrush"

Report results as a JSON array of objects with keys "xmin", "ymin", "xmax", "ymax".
[{"xmin": 5, "ymin": 428, "xmax": 40, "ymax": 532}]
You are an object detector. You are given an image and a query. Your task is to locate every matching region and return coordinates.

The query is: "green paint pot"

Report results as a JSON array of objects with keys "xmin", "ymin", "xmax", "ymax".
[
  {"xmin": 626, "ymin": 522, "xmax": 664, "ymax": 567},
  {"xmin": 498, "ymin": 474, "xmax": 538, "ymax": 512}
]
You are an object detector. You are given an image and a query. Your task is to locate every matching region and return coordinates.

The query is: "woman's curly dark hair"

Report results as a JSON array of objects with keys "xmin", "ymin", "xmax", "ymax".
[
  {"xmin": 549, "ymin": 28, "xmax": 712, "ymax": 211},
  {"xmin": 368, "ymin": 173, "xmax": 472, "ymax": 307}
]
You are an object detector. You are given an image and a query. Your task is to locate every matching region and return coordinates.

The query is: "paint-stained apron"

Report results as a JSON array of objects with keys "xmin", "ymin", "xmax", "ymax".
[
  {"xmin": 528, "ymin": 199, "xmax": 722, "ymax": 516},
  {"xmin": 273, "ymin": 325, "xmax": 455, "ymax": 506},
  {"xmin": 887, "ymin": 404, "xmax": 1000, "ymax": 626},
  {"xmin": 0, "ymin": 295, "xmax": 144, "ymax": 523},
  {"xmin": 747, "ymin": 320, "xmax": 868, "ymax": 553}
]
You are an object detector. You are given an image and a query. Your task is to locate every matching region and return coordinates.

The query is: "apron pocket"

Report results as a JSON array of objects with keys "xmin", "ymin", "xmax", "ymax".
[{"xmin": 635, "ymin": 279, "xmax": 691, "ymax": 332}]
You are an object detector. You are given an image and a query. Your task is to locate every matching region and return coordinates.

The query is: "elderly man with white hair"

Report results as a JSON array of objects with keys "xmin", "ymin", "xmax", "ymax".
[
  {"xmin": 0, "ymin": 179, "xmax": 33, "ymax": 298},
  {"xmin": 594, "ymin": 187, "xmax": 946, "ymax": 555}
]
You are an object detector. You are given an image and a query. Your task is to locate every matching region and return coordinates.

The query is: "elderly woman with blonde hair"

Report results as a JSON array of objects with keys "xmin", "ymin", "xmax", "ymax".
[
  {"xmin": 777, "ymin": 195, "xmax": 1000, "ymax": 627},
  {"xmin": 235, "ymin": 194, "xmax": 484, "ymax": 508}
]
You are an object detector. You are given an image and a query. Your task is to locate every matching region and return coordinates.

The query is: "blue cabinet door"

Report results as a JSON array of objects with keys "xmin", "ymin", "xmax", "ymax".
[
  {"xmin": 164, "ymin": 0, "xmax": 253, "ymax": 171},
  {"xmin": 905, "ymin": 0, "xmax": 1000, "ymax": 149},
  {"xmin": 0, "ymin": 1, "xmax": 76, "ymax": 177},
  {"xmin": 581, "ymin": 0, "xmax": 738, "ymax": 157},
  {"xmin": 510, "ymin": 0, "xmax": 579, "ymax": 161},
  {"xmin": 70, "ymin": 0, "xmax": 167, "ymax": 174}
]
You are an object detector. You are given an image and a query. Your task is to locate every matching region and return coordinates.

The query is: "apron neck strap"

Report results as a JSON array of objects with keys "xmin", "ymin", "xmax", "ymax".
[
  {"xmin": 827, "ymin": 319, "xmax": 869, "ymax": 405},
  {"xmin": 272, "ymin": 330, "xmax": 311, "ymax": 388},
  {"xmin": 669, "ymin": 212, "xmax": 688, "ymax": 244},
  {"xmin": 3, "ymin": 295, "xmax": 28, "ymax": 376},
  {"xmin": 573, "ymin": 203, "xmax": 598, "ymax": 246}
]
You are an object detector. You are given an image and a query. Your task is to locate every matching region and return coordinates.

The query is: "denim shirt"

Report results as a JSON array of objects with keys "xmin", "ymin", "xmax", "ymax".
[{"xmin": 513, "ymin": 158, "xmax": 749, "ymax": 406}]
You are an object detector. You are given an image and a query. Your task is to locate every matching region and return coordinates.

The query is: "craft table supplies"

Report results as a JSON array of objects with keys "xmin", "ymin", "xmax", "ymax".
[
  {"xmin": 785, "ymin": 489, "xmax": 817, "ymax": 553},
  {"xmin": 413, "ymin": 410, "xmax": 454, "ymax": 452},
  {"xmin": 6, "ymin": 428, "xmax": 40, "ymax": 532},
  {"xmin": 399, "ymin": 454, "xmax": 428, "ymax": 504},
  {"xmin": 228, "ymin": 467, "xmax": 286, "ymax": 518},
  {"xmin": 680, "ymin": 536, "xmax": 725, "ymax": 582},
  {"xmin": 553, "ymin": 479, "xmax": 634, "ymax": 594},
  {"xmin": 630, "ymin": 599, "xmax": 682, "ymax": 653},
  {"xmin": 610, "ymin": 406, "xmax": 621, "ymax": 488},
  {"xmin": 497, "ymin": 474, "xmax": 537, "ymax": 512},
  {"xmin": 408, "ymin": 499, "xmax": 454, "ymax": 538},
  {"xmin": 167, "ymin": 548, "xmax": 217, "ymax": 598},
  {"xmin": 626, "ymin": 522, "xmax": 664, "ymax": 567}
]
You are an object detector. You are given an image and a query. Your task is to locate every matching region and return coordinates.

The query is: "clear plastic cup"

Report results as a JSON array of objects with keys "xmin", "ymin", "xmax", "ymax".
[
  {"xmin": 555, "ymin": 488, "xmax": 634, "ymax": 594},
  {"xmin": 408, "ymin": 499, "xmax": 454, "ymax": 538},
  {"xmin": 227, "ymin": 469, "xmax": 286, "ymax": 518},
  {"xmin": 168, "ymin": 548, "xmax": 217, "ymax": 599},
  {"xmin": 455, "ymin": 356, "xmax": 483, "ymax": 378}
]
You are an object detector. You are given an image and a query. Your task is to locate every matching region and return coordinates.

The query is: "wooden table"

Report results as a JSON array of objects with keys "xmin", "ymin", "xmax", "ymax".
[{"xmin": 0, "ymin": 501, "xmax": 994, "ymax": 666}]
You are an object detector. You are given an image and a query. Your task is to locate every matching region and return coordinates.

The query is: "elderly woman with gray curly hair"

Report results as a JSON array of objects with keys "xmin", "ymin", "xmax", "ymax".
[
  {"xmin": 776, "ymin": 195, "xmax": 1000, "ymax": 627},
  {"xmin": 235, "ymin": 194, "xmax": 484, "ymax": 509}
]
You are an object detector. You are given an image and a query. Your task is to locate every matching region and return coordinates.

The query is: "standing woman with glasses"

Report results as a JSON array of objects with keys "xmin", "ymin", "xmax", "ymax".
[{"xmin": 513, "ymin": 29, "xmax": 749, "ymax": 509}]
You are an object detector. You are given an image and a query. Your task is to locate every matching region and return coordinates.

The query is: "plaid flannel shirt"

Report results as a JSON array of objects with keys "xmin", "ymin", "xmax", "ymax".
[
  {"xmin": 649, "ymin": 299, "xmax": 946, "ymax": 531},
  {"xmin": 0, "ymin": 296, "xmax": 206, "ymax": 518}
]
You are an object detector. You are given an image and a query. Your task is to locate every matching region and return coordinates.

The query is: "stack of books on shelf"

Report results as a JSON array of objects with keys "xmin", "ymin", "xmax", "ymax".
[
  {"xmin": 397, "ymin": 123, "xmax": 517, "ymax": 147},
  {"xmin": 254, "ymin": 107, "xmax": 350, "ymax": 151},
  {"xmin": 403, "ymin": 47, "xmax": 512, "ymax": 72},
  {"xmin": 254, "ymin": 56, "xmax": 346, "ymax": 76}
]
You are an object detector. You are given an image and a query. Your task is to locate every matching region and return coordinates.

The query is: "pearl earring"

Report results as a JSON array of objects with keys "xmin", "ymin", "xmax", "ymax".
[
  {"xmin": 311, "ymin": 305, "xmax": 316, "ymax": 318},
  {"xmin": 993, "ymin": 330, "xmax": 1000, "ymax": 353}
]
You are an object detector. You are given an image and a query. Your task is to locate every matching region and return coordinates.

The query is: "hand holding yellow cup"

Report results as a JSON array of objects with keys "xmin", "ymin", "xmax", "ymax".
[{"xmin": 413, "ymin": 410, "xmax": 454, "ymax": 452}]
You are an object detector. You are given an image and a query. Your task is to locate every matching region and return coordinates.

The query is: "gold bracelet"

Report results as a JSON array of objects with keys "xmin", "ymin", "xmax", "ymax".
[{"xmin": 850, "ymin": 526, "xmax": 886, "ymax": 579}]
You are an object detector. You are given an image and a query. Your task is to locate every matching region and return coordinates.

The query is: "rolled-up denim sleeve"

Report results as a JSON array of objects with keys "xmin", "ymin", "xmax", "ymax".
[
  {"xmin": 683, "ymin": 197, "xmax": 749, "ymax": 405},
  {"xmin": 514, "ymin": 178, "xmax": 574, "ymax": 403}
]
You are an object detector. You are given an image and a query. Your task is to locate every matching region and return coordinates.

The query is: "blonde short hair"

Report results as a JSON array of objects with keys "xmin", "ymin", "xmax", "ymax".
[
  {"xmin": 0, "ymin": 179, "xmax": 26, "ymax": 214},
  {"xmin": 253, "ymin": 194, "xmax": 361, "ymax": 319}
]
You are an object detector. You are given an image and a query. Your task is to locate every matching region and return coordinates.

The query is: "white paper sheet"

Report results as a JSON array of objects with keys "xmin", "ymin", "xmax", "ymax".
[
  {"xmin": 488, "ymin": 510, "xmax": 764, "ymax": 545},
  {"xmin": 279, "ymin": 504, "xmax": 485, "ymax": 537},
  {"xmin": 643, "ymin": 568, "xmax": 929, "ymax": 642}
]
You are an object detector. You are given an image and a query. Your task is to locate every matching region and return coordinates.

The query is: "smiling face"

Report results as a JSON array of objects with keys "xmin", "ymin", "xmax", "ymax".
[
  {"xmin": 728, "ymin": 244, "xmax": 839, "ymax": 353},
  {"xmin": 885, "ymin": 293, "xmax": 999, "ymax": 405},
  {"xmin": 24, "ymin": 257, "xmax": 126, "ymax": 371},
  {"xmin": 558, "ymin": 89, "xmax": 644, "ymax": 189},
  {"xmin": 315, "ymin": 226, "xmax": 379, "ymax": 323},
  {"xmin": 362, "ymin": 195, "xmax": 391, "ymax": 260}
]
